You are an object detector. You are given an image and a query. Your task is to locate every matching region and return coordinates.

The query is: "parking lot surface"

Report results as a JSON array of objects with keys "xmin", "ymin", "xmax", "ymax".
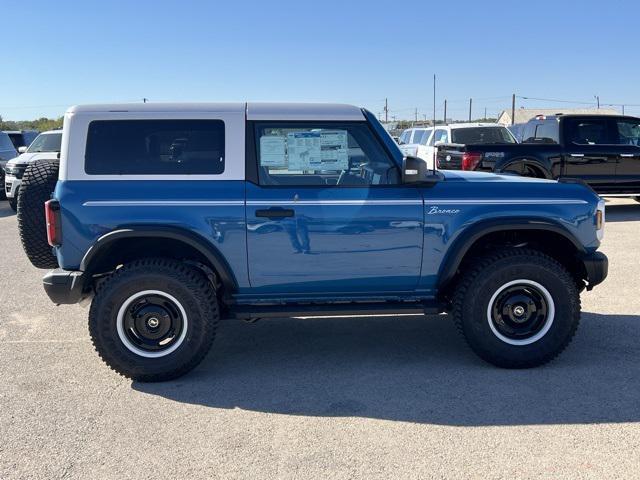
[{"xmin": 1, "ymin": 199, "xmax": 639, "ymax": 480}]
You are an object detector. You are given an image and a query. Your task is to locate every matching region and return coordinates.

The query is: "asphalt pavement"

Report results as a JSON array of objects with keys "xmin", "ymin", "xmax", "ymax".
[{"xmin": 1, "ymin": 198, "xmax": 639, "ymax": 480}]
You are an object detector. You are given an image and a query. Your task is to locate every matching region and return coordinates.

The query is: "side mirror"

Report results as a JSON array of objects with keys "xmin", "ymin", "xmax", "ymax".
[
  {"xmin": 402, "ymin": 155, "xmax": 428, "ymax": 184},
  {"xmin": 18, "ymin": 146, "xmax": 27, "ymax": 154}
]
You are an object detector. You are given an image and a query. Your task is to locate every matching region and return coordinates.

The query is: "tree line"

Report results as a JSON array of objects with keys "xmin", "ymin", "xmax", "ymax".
[{"xmin": 0, "ymin": 115, "xmax": 63, "ymax": 132}]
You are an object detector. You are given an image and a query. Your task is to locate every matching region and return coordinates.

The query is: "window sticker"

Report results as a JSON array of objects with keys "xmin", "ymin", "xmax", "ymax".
[
  {"xmin": 259, "ymin": 135, "xmax": 287, "ymax": 167},
  {"xmin": 287, "ymin": 131, "xmax": 322, "ymax": 170},
  {"xmin": 320, "ymin": 130, "xmax": 349, "ymax": 170}
]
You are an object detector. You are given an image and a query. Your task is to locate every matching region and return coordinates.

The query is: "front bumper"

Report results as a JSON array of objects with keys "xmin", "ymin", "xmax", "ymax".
[
  {"xmin": 581, "ymin": 251, "xmax": 608, "ymax": 290},
  {"xmin": 4, "ymin": 174, "xmax": 20, "ymax": 198},
  {"xmin": 43, "ymin": 269, "xmax": 87, "ymax": 304}
]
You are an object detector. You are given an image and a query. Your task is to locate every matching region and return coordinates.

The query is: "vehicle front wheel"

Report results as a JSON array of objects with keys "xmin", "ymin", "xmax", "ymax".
[
  {"xmin": 89, "ymin": 258, "xmax": 219, "ymax": 381},
  {"xmin": 8, "ymin": 195, "xmax": 17, "ymax": 212},
  {"xmin": 452, "ymin": 248, "xmax": 580, "ymax": 368}
]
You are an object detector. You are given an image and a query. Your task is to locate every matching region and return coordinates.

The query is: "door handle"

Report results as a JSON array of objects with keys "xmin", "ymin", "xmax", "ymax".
[
  {"xmin": 255, "ymin": 207, "xmax": 295, "ymax": 219},
  {"xmin": 570, "ymin": 153, "xmax": 584, "ymax": 157},
  {"xmin": 620, "ymin": 153, "xmax": 635, "ymax": 158}
]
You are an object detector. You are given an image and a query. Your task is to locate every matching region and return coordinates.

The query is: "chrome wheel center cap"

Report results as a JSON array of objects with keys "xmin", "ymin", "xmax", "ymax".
[
  {"xmin": 513, "ymin": 306, "xmax": 526, "ymax": 317},
  {"xmin": 147, "ymin": 317, "xmax": 160, "ymax": 328}
]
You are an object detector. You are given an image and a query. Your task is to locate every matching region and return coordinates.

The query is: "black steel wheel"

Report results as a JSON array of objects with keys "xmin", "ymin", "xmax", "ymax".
[
  {"xmin": 118, "ymin": 291, "xmax": 187, "ymax": 357},
  {"xmin": 488, "ymin": 280, "xmax": 553, "ymax": 345}
]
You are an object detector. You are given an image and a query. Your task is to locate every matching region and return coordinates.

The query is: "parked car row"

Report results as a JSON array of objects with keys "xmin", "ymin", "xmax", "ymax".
[
  {"xmin": 435, "ymin": 114, "xmax": 640, "ymax": 199},
  {"xmin": 397, "ymin": 123, "xmax": 517, "ymax": 169},
  {"xmin": 1, "ymin": 130, "xmax": 62, "ymax": 210}
]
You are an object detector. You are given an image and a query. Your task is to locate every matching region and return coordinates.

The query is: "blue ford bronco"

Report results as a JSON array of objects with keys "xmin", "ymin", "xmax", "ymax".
[{"xmin": 17, "ymin": 103, "xmax": 608, "ymax": 381}]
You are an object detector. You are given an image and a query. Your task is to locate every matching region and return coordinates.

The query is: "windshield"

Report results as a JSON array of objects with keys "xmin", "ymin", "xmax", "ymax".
[
  {"xmin": 451, "ymin": 127, "xmax": 516, "ymax": 144},
  {"xmin": 26, "ymin": 133, "xmax": 62, "ymax": 153}
]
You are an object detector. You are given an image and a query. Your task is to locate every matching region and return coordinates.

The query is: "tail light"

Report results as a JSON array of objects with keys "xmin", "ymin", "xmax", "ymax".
[
  {"xmin": 45, "ymin": 200, "xmax": 62, "ymax": 246},
  {"xmin": 461, "ymin": 152, "xmax": 483, "ymax": 171}
]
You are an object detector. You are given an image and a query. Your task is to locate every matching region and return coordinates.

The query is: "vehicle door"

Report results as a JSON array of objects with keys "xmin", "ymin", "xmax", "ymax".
[
  {"xmin": 245, "ymin": 121, "xmax": 424, "ymax": 295},
  {"xmin": 562, "ymin": 117, "xmax": 619, "ymax": 190},
  {"xmin": 613, "ymin": 117, "xmax": 640, "ymax": 191}
]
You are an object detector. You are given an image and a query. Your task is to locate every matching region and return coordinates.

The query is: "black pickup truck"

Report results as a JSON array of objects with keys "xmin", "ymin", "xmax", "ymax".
[{"xmin": 437, "ymin": 114, "xmax": 640, "ymax": 197}]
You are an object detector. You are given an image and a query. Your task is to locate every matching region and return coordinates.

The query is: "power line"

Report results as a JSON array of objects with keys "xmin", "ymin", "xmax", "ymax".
[{"xmin": 517, "ymin": 95, "xmax": 596, "ymax": 105}]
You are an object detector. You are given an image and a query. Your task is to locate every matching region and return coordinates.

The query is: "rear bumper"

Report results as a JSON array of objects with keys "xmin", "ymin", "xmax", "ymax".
[
  {"xmin": 42, "ymin": 269, "xmax": 87, "ymax": 305},
  {"xmin": 581, "ymin": 251, "xmax": 608, "ymax": 290}
]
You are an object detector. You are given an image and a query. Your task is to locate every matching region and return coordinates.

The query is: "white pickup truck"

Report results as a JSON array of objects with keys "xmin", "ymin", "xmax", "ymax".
[{"xmin": 398, "ymin": 123, "xmax": 517, "ymax": 169}]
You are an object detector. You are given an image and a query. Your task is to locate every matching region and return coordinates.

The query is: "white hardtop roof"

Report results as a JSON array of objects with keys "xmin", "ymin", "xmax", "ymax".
[
  {"xmin": 66, "ymin": 102, "xmax": 365, "ymax": 121},
  {"xmin": 38, "ymin": 130, "xmax": 63, "ymax": 135}
]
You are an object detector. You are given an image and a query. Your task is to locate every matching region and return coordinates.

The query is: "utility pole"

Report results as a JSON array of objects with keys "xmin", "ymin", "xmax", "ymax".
[
  {"xmin": 384, "ymin": 98, "xmax": 388, "ymax": 123},
  {"xmin": 484, "ymin": 107, "xmax": 487, "ymax": 121},
  {"xmin": 443, "ymin": 99, "xmax": 447, "ymax": 125},
  {"xmin": 622, "ymin": 105, "xmax": 625, "ymax": 115},
  {"xmin": 433, "ymin": 74, "xmax": 436, "ymax": 126},
  {"xmin": 143, "ymin": 98, "xmax": 148, "ymax": 103},
  {"xmin": 595, "ymin": 95, "xmax": 600, "ymax": 109},
  {"xmin": 415, "ymin": 107, "xmax": 418, "ymax": 124},
  {"xmin": 511, "ymin": 93, "xmax": 516, "ymax": 125},
  {"xmin": 468, "ymin": 98, "xmax": 472, "ymax": 122}
]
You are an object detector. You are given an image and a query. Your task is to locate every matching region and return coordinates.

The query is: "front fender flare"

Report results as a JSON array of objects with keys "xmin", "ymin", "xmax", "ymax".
[{"xmin": 437, "ymin": 217, "xmax": 587, "ymax": 289}]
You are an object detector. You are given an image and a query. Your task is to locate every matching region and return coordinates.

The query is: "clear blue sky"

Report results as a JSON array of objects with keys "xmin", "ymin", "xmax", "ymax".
[{"xmin": 2, "ymin": 0, "xmax": 639, "ymax": 121}]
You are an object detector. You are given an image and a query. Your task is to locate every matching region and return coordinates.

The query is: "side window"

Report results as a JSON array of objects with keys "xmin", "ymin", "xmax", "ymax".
[
  {"xmin": 616, "ymin": 120, "xmax": 640, "ymax": 146},
  {"xmin": 412, "ymin": 130, "xmax": 427, "ymax": 145},
  {"xmin": 85, "ymin": 120, "xmax": 225, "ymax": 175},
  {"xmin": 566, "ymin": 118, "xmax": 611, "ymax": 145},
  {"xmin": 432, "ymin": 129, "xmax": 448, "ymax": 144},
  {"xmin": 255, "ymin": 123, "xmax": 400, "ymax": 186}
]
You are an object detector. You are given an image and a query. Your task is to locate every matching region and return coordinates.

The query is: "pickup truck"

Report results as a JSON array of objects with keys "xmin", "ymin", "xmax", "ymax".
[
  {"xmin": 437, "ymin": 114, "xmax": 640, "ymax": 198},
  {"xmin": 17, "ymin": 102, "xmax": 607, "ymax": 382},
  {"xmin": 398, "ymin": 123, "xmax": 516, "ymax": 170}
]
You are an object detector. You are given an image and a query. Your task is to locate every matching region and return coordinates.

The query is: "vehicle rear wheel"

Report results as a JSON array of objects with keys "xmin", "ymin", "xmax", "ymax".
[
  {"xmin": 17, "ymin": 160, "xmax": 60, "ymax": 269},
  {"xmin": 89, "ymin": 258, "xmax": 219, "ymax": 381},
  {"xmin": 452, "ymin": 248, "xmax": 580, "ymax": 368}
]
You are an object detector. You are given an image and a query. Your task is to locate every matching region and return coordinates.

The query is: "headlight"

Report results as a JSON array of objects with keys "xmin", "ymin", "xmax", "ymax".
[
  {"xmin": 4, "ymin": 165, "xmax": 19, "ymax": 175},
  {"xmin": 596, "ymin": 199, "xmax": 605, "ymax": 241}
]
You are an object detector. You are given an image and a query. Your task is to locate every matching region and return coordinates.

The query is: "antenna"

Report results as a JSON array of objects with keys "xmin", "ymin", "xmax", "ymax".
[{"xmin": 432, "ymin": 74, "xmax": 437, "ymax": 175}]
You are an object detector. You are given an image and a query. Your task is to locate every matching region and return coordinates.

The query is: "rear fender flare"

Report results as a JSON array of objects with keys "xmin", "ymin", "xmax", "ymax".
[
  {"xmin": 499, "ymin": 158, "xmax": 552, "ymax": 178},
  {"xmin": 80, "ymin": 226, "xmax": 238, "ymax": 292}
]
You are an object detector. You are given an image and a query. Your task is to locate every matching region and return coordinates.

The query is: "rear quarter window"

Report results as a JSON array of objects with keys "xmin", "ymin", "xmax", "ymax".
[{"xmin": 85, "ymin": 120, "xmax": 225, "ymax": 175}]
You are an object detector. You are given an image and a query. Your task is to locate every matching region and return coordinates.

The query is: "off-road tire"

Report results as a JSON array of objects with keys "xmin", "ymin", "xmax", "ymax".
[
  {"xmin": 452, "ymin": 248, "xmax": 580, "ymax": 368},
  {"xmin": 89, "ymin": 258, "xmax": 219, "ymax": 382},
  {"xmin": 8, "ymin": 194, "xmax": 18, "ymax": 212},
  {"xmin": 17, "ymin": 160, "xmax": 59, "ymax": 269}
]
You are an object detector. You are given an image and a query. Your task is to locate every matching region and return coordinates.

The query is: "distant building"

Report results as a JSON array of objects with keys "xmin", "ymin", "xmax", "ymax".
[{"xmin": 497, "ymin": 107, "xmax": 619, "ymax": 125}]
